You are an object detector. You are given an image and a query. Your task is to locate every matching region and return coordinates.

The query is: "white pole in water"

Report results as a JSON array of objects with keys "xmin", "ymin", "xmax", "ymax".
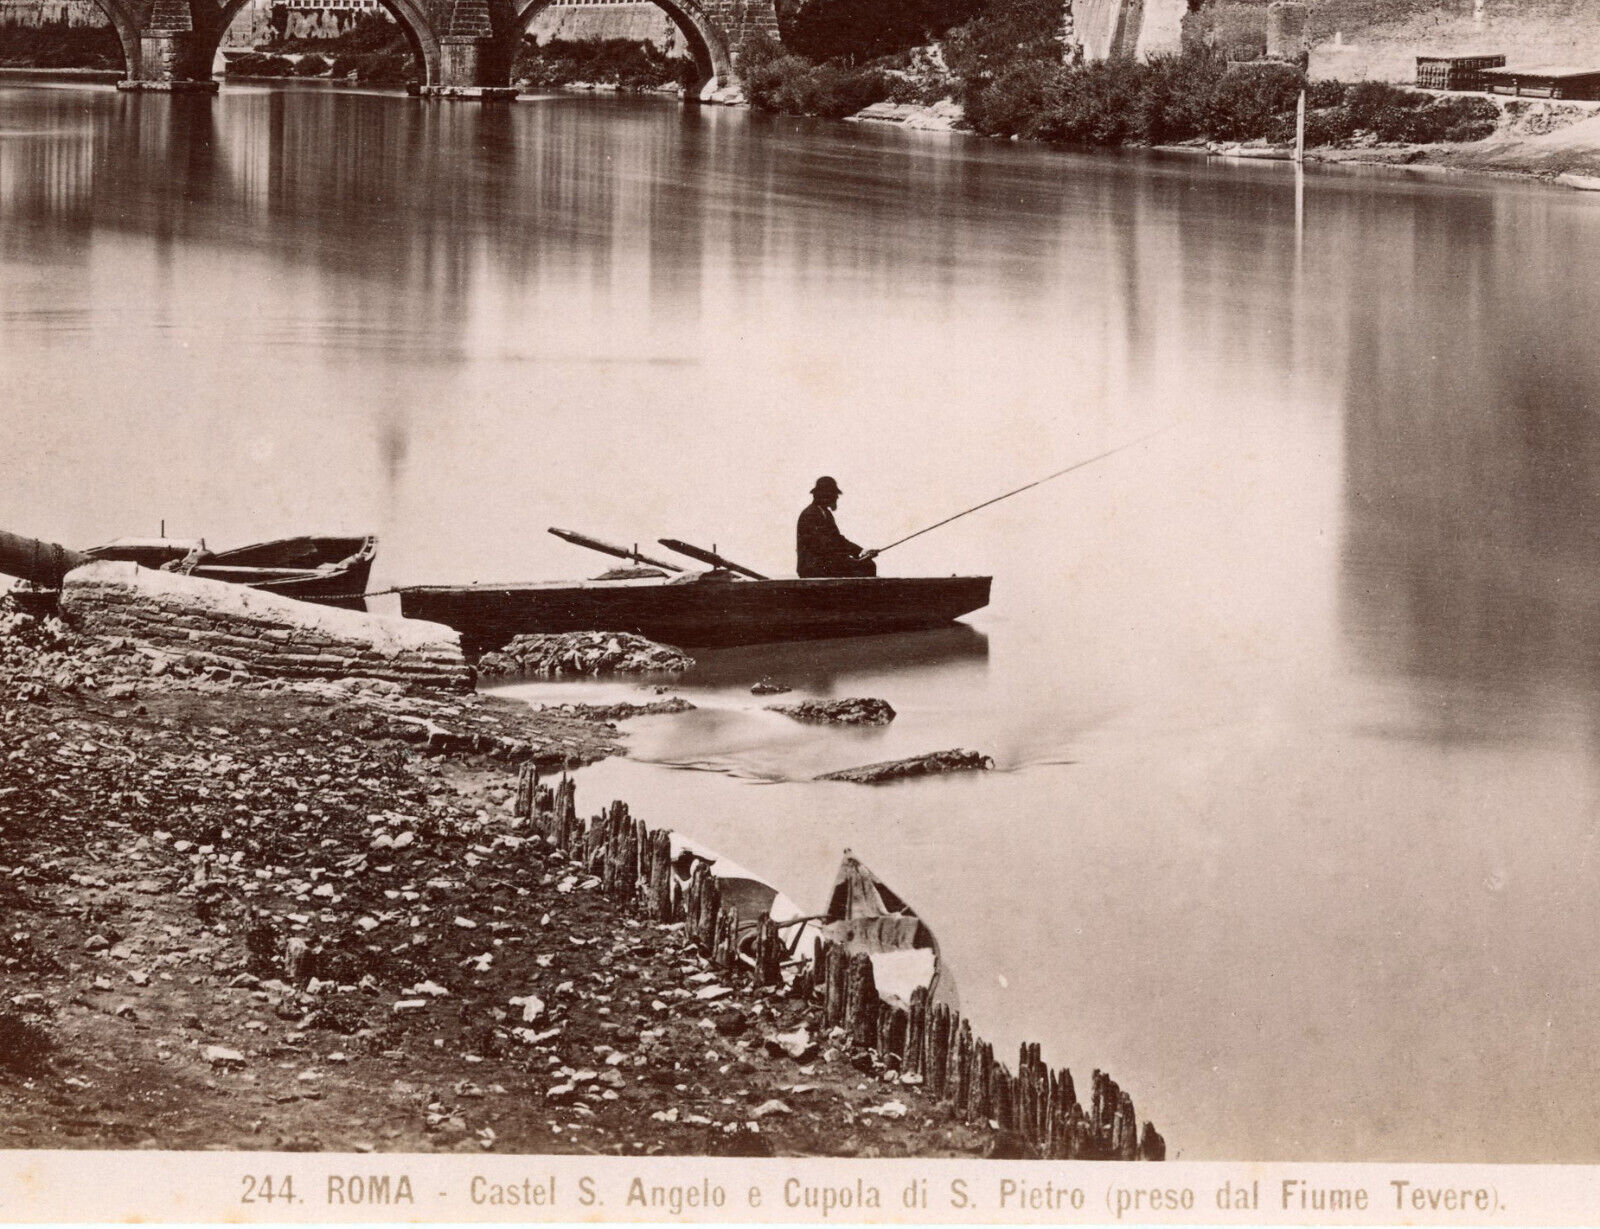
[{"xmin": 1294, "ymin": 88, "xmax": 1306, "ymax": 164}]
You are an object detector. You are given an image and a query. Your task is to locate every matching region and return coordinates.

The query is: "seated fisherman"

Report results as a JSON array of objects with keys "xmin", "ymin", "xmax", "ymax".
[{"xmin": 797, "ymin": 476, "xmax": 878, "ymax": 578}]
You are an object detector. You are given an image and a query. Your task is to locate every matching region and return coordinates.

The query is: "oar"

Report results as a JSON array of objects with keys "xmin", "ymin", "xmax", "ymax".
[
  {"xmin": 658, "ymin": 538, "xmax": 768, "ymax": 580},
  {"xmin": 548, "ymin": 527, "xmax": 684, "ymax": 573}
]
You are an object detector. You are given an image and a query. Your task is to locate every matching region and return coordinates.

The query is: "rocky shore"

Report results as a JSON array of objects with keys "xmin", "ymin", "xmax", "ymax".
[{"xmin": 0, "ymin": 597, "xmax": 1152, "ymax": 1156}]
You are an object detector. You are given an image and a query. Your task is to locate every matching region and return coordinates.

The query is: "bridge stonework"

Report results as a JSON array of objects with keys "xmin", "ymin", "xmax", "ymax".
[{"xmin": 100, "ymin": 0, "xmax": 776, "ymax": 95}]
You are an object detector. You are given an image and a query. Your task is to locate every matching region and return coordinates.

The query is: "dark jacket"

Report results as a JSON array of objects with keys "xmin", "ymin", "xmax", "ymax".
[{"xmin": 797, "ymin": 502, "xmax": 865, "ymax": 578}]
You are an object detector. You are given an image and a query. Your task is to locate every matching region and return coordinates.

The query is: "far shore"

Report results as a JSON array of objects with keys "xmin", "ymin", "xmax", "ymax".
[{"xmin": 6, "ymin": 62, "xmax": 1600, "ymax": 191}]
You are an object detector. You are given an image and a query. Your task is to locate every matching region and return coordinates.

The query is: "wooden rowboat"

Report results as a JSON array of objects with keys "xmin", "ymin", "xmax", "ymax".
[
  {"xmin": 821, "ymin": 850, "xmax": 958, "ymax": 1012},
  {"xmin": 67, "ymin": 535, "xmax": 376, "ymax": 608},
  {"xmin": 177, "ymin": 535, "xmax": 377, "ymax": 607},
  {"xmin": 396, "ymin": 572, "xmax": 991, "ymax": 652},
  {"xmin": 669, "ymin": 840, "xmax": 956, "ymax": 1008}
]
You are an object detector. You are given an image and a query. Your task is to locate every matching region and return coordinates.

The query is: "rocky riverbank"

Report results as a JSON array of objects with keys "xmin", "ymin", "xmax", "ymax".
[{"xmin": 0, "ymin": 597, "xmax": 1086, "ymax": 1155}]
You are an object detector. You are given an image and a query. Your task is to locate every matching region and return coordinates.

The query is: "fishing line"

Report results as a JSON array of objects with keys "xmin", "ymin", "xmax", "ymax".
[{"xmin": 874, "ymin": 424, "xmax": 1175, "ymax": 555}]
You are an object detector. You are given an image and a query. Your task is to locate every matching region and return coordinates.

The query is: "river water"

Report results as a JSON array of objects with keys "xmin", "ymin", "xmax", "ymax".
[{"xmin": 6, "ymin": 79, "xmax": 1600, "ymax": 1161}]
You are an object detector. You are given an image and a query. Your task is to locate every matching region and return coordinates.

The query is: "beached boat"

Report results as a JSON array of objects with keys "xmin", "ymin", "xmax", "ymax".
[
  {"xmin": 176, "ymin": 535, "xmax": 377, "ymax": 607},
  {"xmin": 668, "ymin": 840, "xmax": 956, "ymax": 1008},
  {"xmin": 41, "ymin": 535, "xmax": 377, "ymax": 608},
  {"xmin": 395, "ymin": 572, "xmax": 991, "ymax": 651},
  {"xmin": 820, "ymin": 850, "xmax": 959, "ymax": 1012}
]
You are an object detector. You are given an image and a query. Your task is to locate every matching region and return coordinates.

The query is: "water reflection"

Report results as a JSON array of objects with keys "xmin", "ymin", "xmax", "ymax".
[
  {"xmin": 684, "ymin": 624, "xmax": 989, "ymax": 690},
  {"xmin": 1338, "ymin": 180, "xmax": 1600, "ymax": 742}
]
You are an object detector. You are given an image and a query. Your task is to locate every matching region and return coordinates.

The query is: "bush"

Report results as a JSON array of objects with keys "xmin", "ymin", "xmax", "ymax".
[
  {"xmin": 226, "ymin": 52, "xmax": 294, "ymax": 77},
  {"xmin": 741, "ymin": 31, "xmax": 890, "ymax": 117},
  {"xmin": 1205, "ymin": 58, "xmax": 1303, "ymax": 140},
  {"xmin": 1131, "ymin": 50, "xmax": 1226, "ymax": 144},
  {"xmin": 1263, "ymin": 80, "xmax": 1500, "ymax": 146},
  {"xmin": 778, "ymin": 0, "xmax": 981, "ymax": 64},
  {"xmin": 942, "ymin": 0, "xmax": 1060, "ymax": 89},
  {"xmin": 513, "ymin": 37, "xmax": 696, "ymax": 91},
  {"xmin": 964, "ymin": 57, "xmax": 1058, "ymax": 137},
  {"xmin": 330, "ymin": 48, "xmax": 415, "ymax": 83},
  {"xmin": 292, "ymin": 53, "xmax": 330, "ymax": 76},
  {"xmin": 963, "ymin": 47, "xmax": 1291, "ymax": 147}
]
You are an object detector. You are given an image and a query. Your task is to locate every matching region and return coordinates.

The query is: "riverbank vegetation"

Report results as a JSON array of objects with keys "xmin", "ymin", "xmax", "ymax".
[
  {"xmin": 0, "ymin": 21, "xmax": 119, "ymax": 69},
  {"xmin": 512, "ymin": 37, "xmax": 696, "ymax": 91},
  {"xmin": 750, "ymin": 0, "xmax": 1498, "ymax": 147},
  {"xmin": 249, "ymin": 14, "xmax": 412, "ymax": 82}
]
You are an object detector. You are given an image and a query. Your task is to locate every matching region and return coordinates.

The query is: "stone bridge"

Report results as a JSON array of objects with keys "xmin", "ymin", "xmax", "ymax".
[{"xmin": 95, "ymin": 0, "xmax": 778, "ymax": 96}]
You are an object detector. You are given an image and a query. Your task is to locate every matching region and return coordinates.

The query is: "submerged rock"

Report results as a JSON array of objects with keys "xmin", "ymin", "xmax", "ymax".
[
  {"xmin": 818, "ymin": 749, "xmax": 993, "ymax": 784},
  {"xmin": 750, "ymin": 678, "xmax": 791, "ymax": 696},
  {"xmin": 767, "ymin": 698, "xmax": 895, "ymax": 726},
  {"xmin": 475, "ymin": 632, "xmax": 694, "ymax": 678}
]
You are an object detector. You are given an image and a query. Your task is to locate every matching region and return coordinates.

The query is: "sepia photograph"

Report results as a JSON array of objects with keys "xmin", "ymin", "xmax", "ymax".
[{"xmin": 2, "ymin": 0, "xmax": 1600, "ymax": 1216}]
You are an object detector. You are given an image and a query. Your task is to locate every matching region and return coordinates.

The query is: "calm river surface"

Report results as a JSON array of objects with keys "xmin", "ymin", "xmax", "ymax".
[{"xmin": 7, "ymin": 80, "xmax": 1600, "ymax": 1161}]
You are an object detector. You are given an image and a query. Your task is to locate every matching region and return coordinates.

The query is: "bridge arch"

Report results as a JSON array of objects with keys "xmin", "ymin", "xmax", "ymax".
[{"xmin": 208, "ymin": 0, "xmax": 442, "ymax": 84}]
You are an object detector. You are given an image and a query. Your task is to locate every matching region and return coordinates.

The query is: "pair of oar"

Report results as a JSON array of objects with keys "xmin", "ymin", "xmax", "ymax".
[{"xmin": 549, "ymin": 528, "xmax": 768, "ymax": 579}]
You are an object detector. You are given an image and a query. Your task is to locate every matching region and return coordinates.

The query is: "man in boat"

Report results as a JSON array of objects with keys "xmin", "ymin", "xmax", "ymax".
[{"xmin": 797, "ymin": 477, "xmax": 878, "ymax": 578}]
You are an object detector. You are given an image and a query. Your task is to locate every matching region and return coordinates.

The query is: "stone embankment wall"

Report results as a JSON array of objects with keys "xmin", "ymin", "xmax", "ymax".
[
  {"xmin": 0, "ymin": 0, "xmax": 103, "ymax": 28},
  {"xmin": 60, "ymin": 561, "xmax": 472, "ymax": 691},
  {"xmin": 519, "ymin": 768, "xmax": 1167, "ymax": 1160},
  {"xmin": 524, "ymin": 3, "xmax": 684, "ymax": 52}
]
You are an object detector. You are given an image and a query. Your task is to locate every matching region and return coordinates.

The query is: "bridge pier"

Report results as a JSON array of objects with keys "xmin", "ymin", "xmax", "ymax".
[
  {"xmin": 416, "ymin": 35, "xmax": 519, "ymax": 97},
  {"xmin": 117, "ymin": 30, "xmax": 220, "ymax": 91}
]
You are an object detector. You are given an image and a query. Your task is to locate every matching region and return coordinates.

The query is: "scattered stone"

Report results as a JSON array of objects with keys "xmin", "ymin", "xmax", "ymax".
[
  {"xmin": 512, "ymin": 995, "xmax": 546, "ymax": 1023},
  {"xmin": 765, "ymin": 1026, "xmax": 817, "ymax": 1062},
  {"xmin": 204, "ymin": 1045, "xmax": 246, "ymax": 1069},
  {"xmin": 767, "ymin": 697, "xmax": 895, "ymax": 726},
  {"xmin": 818, "ymin": 748, "xmax": 994, "ymax": 783},
  {"xmin": 863, "ymin": 1099, "xmax": 909, "ymax": 1119},
  {"xmin": 753, "ymin": 1099, "xmax": 792, "ymax": 1118}
]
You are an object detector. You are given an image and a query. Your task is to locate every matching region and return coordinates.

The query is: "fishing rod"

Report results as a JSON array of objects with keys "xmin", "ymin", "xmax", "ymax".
[{"xmin": 874, "ymin": 425, "xmax": 1173, "ymax": 555}]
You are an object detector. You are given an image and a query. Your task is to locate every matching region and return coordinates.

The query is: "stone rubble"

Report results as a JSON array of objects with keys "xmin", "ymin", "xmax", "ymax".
[
  {"xmin": 818, "ymin": 749, "xmax": 995, "ymax": 783},
  {"xmin": 475, "ymin": 633, "xmax": 694, "ymax": 679},
  {"xmin": 767, "ymin": 697, "xmax": 896, "ymax": 726}
]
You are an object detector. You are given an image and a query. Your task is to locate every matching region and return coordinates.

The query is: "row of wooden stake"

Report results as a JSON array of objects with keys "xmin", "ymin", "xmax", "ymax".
[{"xmin": 514, "ymin": 764, "xmax": 1165, "ymax": 1161}]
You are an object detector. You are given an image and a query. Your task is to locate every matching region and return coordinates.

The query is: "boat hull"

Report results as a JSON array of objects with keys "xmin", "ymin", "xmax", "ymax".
[
  {"xmin": 186, "ymin": 536, "xmax": 377, "ymax": 609},
  {"xmin": 396, "ymin": 575, "xmax": 991, "ymax": 650}
]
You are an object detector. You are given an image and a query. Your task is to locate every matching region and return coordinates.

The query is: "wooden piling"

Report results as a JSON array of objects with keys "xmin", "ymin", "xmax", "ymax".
[
  {"xmin": 514, "ymin": 762, "xmax": 538, "ymax": 820},
  {"xmin": 754, "ymin": 914, "xmax": 782, "ymax": 986},
  {"xmin": 926, "ymin": 1005, "xmax": 949, "ymax": 1099},
  {"xmin": 844, "ymin": 951, "xmax": 878, "ymax": 1050},
  {"xmin": 825, "ymin": 941, "xmax": 849, "ymax": 1030},
  {"xmin": 496, "ymin": 767, "xmax": 1164, "ymax": 1161},
  {"xmin": 645, "ymin": 829, "xmax": 674, "ymax": 920},
  {"xmin": 905, "ymin": 987, "xmax": 927, "ymax": 1078}
]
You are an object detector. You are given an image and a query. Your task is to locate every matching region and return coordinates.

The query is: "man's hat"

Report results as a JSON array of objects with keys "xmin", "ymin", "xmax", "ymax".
[{"xmin": 811, "ymin": 476, "xmax": 842, "ymax": 496}]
